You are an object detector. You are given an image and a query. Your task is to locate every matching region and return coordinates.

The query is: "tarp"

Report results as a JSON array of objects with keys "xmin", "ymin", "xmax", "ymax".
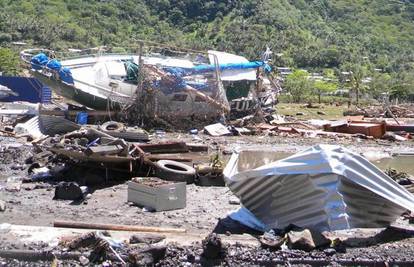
[
  {"xmin": 224, "ymin": 145, "xmax": 414, "ymax": 231},
  {"xmin": 30, "ymin": 53, "xmax": 49, "ymax": 70},
  {"xmin": 30, "ymin": 53, "xmax": 74, "ymax": 84},
  {"xmin": 143, "ymin": 50, "xmax": 267, "ymax": 82},
  {"xmin": 59, "ymin": 67, "xmax": 74, "ymax": 84},
  {"xmin": 46, "ymin": 59, "xmax": 62, "ymax": 71},
  {"xmin": 208, "ymin": 50, "xmax": 262, "ymax": 81},
  {"xmin": 192, "ymin": 61, "xmax": 265, "ymax": 73},
  {"xmin": 124, "ymin": 61, "xmax": 139, "ymax": 83}
]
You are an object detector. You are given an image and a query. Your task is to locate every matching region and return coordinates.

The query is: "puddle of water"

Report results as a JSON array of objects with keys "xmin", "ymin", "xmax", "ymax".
[
  {"xmin": 372, "ymin": 156, "xmax": 414, "ymax": 176},
  {"xmin": 233, "ymin": 151, "xmax": 293, "ymax": 172},
  {"xmin": 229, "ymin": 150, "xmax": 414, "ymax": 176}
]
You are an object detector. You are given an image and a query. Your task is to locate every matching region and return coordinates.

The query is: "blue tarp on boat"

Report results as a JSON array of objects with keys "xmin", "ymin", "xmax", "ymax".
[
  {"xmin": 30, "ymin": 53, "xmax": 74, "ymax": 84},
  {"xmin": 30, "ymin": 53, "xmax": 49, "ymax": 70}
]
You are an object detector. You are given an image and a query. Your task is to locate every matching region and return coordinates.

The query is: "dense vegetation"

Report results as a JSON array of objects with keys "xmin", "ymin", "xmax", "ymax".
[{"xmin": 0, "ymin": 0, "xmax": 413, "ymax": 101}]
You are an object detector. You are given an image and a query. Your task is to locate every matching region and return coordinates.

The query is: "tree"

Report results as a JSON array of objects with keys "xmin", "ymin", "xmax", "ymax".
[
  {"xmin": 343, "ymin": 63, "xmax": 368, "ymax": 105},
  {"xmin": 0, "ymin": 48, "xmax": 20, "ymax": 76},
  {"xmin": 284, "ymin": 70, "xmax": 313, "ymax": 103},
  {"xmin": 389, "ymin": 71, "xmax": 414, "ymax": 101},
  {"xmin": 370, "ymin": 72, "xmax": 392, "ymax": 99},
  {"xmin": 313, "ymin": 80, "xmax": 337, "ymax": 104}
]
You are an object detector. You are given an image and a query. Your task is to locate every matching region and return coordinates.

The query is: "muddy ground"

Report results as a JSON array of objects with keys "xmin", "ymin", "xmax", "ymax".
[
  {"xmin": 1, "ymin": 133, "xmax": 413, "ymax": 228},
  {"xmin": 1, "ymin": 132, "xmax": 414, "ymax": 266}
]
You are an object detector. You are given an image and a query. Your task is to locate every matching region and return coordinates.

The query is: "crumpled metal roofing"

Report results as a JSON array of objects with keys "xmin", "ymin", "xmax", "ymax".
[
  {"xmin": 14, "ymin": 115, "xmax": 80, "ymax": 139},
  {"xmin": 223, "ymin": 145, "xmax": 414, "ymax": 231}
]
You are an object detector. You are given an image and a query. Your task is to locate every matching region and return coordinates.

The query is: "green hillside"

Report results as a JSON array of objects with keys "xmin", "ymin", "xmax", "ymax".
[{"xmin": 1, "ymin": 0, "xmax": 414, "ymax": 73}]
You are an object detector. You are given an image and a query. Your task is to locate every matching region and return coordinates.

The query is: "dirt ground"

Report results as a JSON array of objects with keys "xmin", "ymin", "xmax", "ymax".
[
  {"xmin": 1, "ymin": 132, "xmax": 414, "ymax": 266},
  {"xmin": 1, "ymin": 133, "xmax": 413, "ymax": 228}
]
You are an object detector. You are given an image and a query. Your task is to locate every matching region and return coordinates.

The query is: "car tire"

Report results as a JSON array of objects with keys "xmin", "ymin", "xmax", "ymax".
[
  {"xmin": 101, "ymin": 121, "xmax": 123, "ymax": 131},
  {"xmin": 155, "ymin": 160, "xmax": 196, "ymax": 184}
]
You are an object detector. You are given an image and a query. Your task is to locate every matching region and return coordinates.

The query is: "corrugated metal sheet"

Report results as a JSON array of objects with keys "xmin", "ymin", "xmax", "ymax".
[
  {"xmin": 14, "ymin": 116, "xmax": 45, "ymax": 139},
  {"xmin": 223, "ymin": 145, "xmax": 414, "ymax": 231},
  {"xmin": 14, "ymin": 115, "xmax": 80, "ymax": 139},
  {"xmin": 38, "ymin": 115, "xmax": 80, "ymax": 136}
]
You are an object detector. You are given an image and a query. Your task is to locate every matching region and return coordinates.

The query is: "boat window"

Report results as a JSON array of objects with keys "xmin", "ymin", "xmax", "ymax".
[
  {"xmin": 195, "ymin": 96, "xmax": 206, "ymax": 102},
  {"xmin": 172, "ymin": 94, "xmax": 187, "ymax": 101}
]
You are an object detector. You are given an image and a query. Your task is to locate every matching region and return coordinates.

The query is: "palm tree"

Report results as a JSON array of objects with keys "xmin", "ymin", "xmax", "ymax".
[{"xmin": 348, "ymin": 64, "xmax": 366, "ymax": 105}]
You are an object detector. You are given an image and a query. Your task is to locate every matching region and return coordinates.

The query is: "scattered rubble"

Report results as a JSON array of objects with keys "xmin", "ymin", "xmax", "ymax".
[
  {"xmin": 129, "ymin": 245, "xmax": 167, "ymax": 266},
  {"xmin": 348, "ymin": 104, "xmax": 414, "ymax": 118},
  {"xmin": 53, "ymin": 182, "xmax": 88, "ymax": 201},
  {"xmin": 0, "ymin": 200, "xmax": 6, "ymax": 212},
  {"xmin": 287, "ymin": 229, "xmax": 316, "ymax": 251},
  {"xmin": 259, "ymin": 230, "xmax": 285, "ymax": 250},
  {"xmin": 1, "ymin": 99, "xmax": 414, "ymax": 265},
  {"xmin": 129, "ymin": 233, "xmax": 165, "ymax": 244},
  {"xmin": 201, "ymin": 233, "xmax": 226, "ymax": 259}
]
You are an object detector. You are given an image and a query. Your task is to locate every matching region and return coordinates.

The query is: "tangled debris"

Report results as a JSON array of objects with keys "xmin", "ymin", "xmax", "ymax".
[
  {"xmin": 201, "ymin": 233, "xmax": 226, "ymax": 260},
  {"xmin": 386, "ymin": 168, "xmax": 413, "ymax": 185}
]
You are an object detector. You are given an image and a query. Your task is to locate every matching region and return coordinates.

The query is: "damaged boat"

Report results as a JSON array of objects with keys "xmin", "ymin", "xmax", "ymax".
[{"xmin": 20, "ymin": 45, "xmax": 275, "ymax": 124}]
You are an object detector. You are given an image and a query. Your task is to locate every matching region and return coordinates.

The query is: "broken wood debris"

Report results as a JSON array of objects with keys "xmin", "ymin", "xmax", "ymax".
[
  {"xmin": 137, "ymin": 141, "xmax": 189, "ymax": 154},
  {"xmin": 54, "ymin": 220, "xmax": 187, "ymax": 233}
]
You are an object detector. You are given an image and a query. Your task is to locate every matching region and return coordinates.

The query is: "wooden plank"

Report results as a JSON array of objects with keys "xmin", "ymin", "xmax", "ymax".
[
  {"xmin": 186, "ymin": 143, "xmax": 208, "ymax": 152},
  {"xmin": 147, "ymin": 155, "xmax": 193, "ymax": 162},
  {"xmin": 54, "ymin": 220, "xmax": 186, "ymax": 233},
  {"xmin": 136, "ymin": 142, "xmax": 189, "ymax": 154},
  {"xmin": 85, "ymin": 145, "xmax": 124, "ymax": 156}
]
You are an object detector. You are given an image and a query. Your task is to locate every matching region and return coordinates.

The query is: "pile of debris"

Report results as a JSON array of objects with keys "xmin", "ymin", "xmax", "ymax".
[
  {"xmin": 0, "ymin": 111, "xmax": 232, "ymax": 209},
  {"xmin": 345, "ymin": 104, "xmax": 414, "ymax": 118},
  {"xmin": 387, "ymin": 105, "xmax": 414, "ymax": 118},
  {"xmin": 223, "ymin": 110, "xmax": 413, "ymax": 141},
  {"xmin": 3, "ymin": 224, "xmax": 414, "ymax": 266},
  {"xmin": 386, "ymin": 168, "xmax": 414, "ymax": 194}
]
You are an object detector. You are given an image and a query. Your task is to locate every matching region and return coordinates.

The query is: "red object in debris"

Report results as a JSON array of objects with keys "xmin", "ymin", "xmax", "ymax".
[{"xmin": 324, "ymin": 120, "xmax": 386, "ymax": 138}]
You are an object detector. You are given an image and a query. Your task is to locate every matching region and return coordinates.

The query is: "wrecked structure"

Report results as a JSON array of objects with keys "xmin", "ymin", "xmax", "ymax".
[
  {"xmin": 0, "ymin": 43, "xmax": 413, "ymax": 266},
  {"xmin": 20, "ymin": 45, "xmax": 278, "ymax": 127}
]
